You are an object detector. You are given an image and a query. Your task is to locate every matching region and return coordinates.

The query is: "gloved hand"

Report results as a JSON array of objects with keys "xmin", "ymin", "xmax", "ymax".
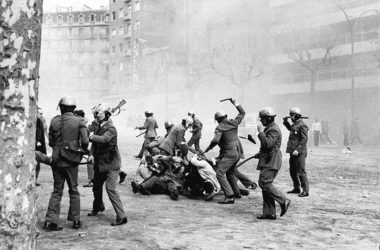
[
  {"xmin": 257, "ymin": 124, "xmax": 265, "ymax": 133},
  {"xmin": 247, "ymin": 134, "xmax": 256, "ymax": 144}
]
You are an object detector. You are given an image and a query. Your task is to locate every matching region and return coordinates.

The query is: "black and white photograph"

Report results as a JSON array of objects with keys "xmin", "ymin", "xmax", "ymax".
[{"xmin": 0, "ymin": 0, "xmax": 379, "ymax": 249}]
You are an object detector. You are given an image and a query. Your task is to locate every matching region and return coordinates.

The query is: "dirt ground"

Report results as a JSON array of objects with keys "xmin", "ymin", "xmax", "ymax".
[{"xmin": 35, "ymin": 135, "xmax": 380, "ymax": 250}]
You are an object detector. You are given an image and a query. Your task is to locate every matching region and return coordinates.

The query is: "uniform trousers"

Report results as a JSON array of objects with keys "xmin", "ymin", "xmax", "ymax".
[
  {"xmin": 187, "ymin": 135, "xmax": 201, "ymax": 152},
  {"xmin": 45, "ymin": 165, "xmax": 80, "ymax": 224},
  {"xmin": 216, "ymin": 155, "xmax": 240, "ymax": 197},
  {"xmin": 258, "ymin": 168, "xmax": 287, "ymax": 216},
  {"xmin": 289, "ymin": 154, "xmax": 309, "ymax": 192},
  {"xmin": 92, "ymin": 169, "xmax": 126, "ymax": 220},
  {"xmin": 137, "ymin": 137, "xmax": 155, "ymax": 158}
]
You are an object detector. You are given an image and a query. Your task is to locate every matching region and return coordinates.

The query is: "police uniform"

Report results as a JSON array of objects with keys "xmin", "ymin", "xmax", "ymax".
[
  {"xmin": 257, "ymin": 122, "xmax": 287, "ymax": 216},
  {"xmin": 283, "ymin": 118, "xmax": 309, "ymax": 193},
  {"xmin": 206, "ymin": 104, "xmax": 245, "ymax": 199},
  {"xmin": 136, "ymin": 115, "xmax": 158, "ymax": 158},
  {"xmin": 45, "ymin": 112, "xmax": 88, "ymax": 225},
  {"xmin": 187, "ymin": 116, "xmax": 203, "ymax": 152}
]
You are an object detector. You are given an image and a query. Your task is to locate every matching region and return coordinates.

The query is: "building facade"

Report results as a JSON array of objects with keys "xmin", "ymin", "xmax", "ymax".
[
  {"xmin": 269, "ymin": 0, "xmax": 380, "ymax": 141},
  {"xmin": 39, "ymin": 8, "xmax": 110, "ymax": 112}
]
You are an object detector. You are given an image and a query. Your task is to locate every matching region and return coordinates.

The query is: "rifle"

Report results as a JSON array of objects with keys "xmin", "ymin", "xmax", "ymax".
[
  {"xmin": 111, "ymin": 99, "xmax": 126, "ymax": 115},
  {"xmin": 283, "ymin": 116, "xmax": 309, "ymax": 120}
]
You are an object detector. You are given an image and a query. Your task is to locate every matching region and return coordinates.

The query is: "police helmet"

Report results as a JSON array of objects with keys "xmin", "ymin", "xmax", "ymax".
[
  {"xmin": 259, "ymin": 107, "xmax": 276, "ymax": 118},
  {"xmin": 58, "ymin": 96, "xmax": 76, "ymax": 107},
  {"xmin": 289, "ymin": 107, "xmax": 302, "ymax": 116},
  {"xmin": 214, "ymin": 111, "xmax": 227, "ymax": 120}
]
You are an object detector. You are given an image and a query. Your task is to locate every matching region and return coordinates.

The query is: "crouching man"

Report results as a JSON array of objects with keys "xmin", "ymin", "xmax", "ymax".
[{"xmin": 88, "ymin": 103, "xmax": 128, "ymax": 226}]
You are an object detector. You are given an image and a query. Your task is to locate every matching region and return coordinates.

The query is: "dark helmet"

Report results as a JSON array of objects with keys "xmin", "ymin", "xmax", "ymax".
[
  {"xmin": 58, "ymin": 96, "xmax": 76, "ymax": 107},
  {"xmin": 214, "ymin": 111, "xmax": 226, "ymax": 120}
]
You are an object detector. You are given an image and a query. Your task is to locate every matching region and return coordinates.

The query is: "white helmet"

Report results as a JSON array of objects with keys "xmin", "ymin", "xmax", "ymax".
[
  {"xmin": 289, "ymin": 107, "xmax": 302, "ymax": 116},
  {"xmin": 259, "ymin": 107, "xmax": 276, "ymax": 118}
]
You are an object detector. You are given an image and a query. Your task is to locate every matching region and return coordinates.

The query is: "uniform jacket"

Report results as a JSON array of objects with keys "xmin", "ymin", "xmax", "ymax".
[
  {"xmin": 257, "ymin": 122, "xmax": 282, "ymax": 170},
  {"xmin": 91, "ymin": 121, "xmax": 121, "ymax": 172},
  {"xmin": 49, "ymin": 112, "xmax": 89, "ymax": 167},
  {"xmin": 190, "ymin": 117, "xmax": 203, "ymax": 139},
  {"xmin": 209, "ymin": 105, "xmax": 245, "ymax": 158},
  {"xmin": 283, "ymin": 119, "xmax": 308, "ymax": 154},
  {"xmin": 159, "ymin": 124, "xmax": 186, "ymax": 156},
  {"xmin": 138, "ymin": 116, "xmax": 158, "ymax": 138}
]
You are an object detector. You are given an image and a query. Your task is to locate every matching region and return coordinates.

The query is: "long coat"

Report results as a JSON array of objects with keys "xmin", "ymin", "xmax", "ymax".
[
  {"xmin": 138, "ymin": 116, "xmax": 158, "ymax": 138},
  {"xmin": 210, "ymin": 105, "xmax": 245, "ymax": 158},
  {"xmin": 190, "ymin": 117, "xmax": 203, "ymax": 140},
  {"xmin": 159, "ymin": 124, "xmax": 186, "ymax": 156},
  {"xmin": 283, "ymin": 119, "xmax": 308, "ymax": 154},
  {"xmin": 91, "ymin": 121, "xmax": 121, "ymax": 172},
  {"xmin": 49, "ymin": 112, "xmax": 89, "ymax": 167},
  {"xmin": 257, "ymin": 122, "xmax": 282, "ymax": 170}
]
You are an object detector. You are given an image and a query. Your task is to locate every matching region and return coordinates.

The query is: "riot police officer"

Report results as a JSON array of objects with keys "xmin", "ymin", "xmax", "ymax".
[
  {"xmin": 283, "ymin": 107, "xmax": 309, "ymax": 197},
  {"xmin": 44, "ymin": 96, "xmax": 89, "ymax": 231}
]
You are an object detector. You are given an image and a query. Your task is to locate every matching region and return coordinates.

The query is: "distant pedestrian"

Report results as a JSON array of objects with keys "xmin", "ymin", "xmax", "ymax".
[
  {"xmin": 311, "ymin": 117, "xmax": 321, "ymax": 146},
  {"xmin": 321, "ymin": 120, "xmax": 332, "ymax": 144},
  {"xmin": 350, "ymin": 117, "xmax": 362, "ymax": 145},
  {"xmin": 343, "ymin": 119, "xmax": 349, "ymax": 146}
]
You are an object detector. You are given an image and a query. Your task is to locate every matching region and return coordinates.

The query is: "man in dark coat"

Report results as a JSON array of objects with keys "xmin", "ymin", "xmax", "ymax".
[
  {"xmin": 88, "ymin": 103, "xmax": 128, "ymax": 226},
  {"xmin": 204, "ymin": 98, "xmax": 244, "ymax": 204},
  {"xmin": 35, "ymin": 107, "xmax": 47, "ymax": 186},
  {"xmin": 135, "ymin": 110, "xmax": 158, "ymax": 158},
  {"xmin": 159, "ymin": 118, "xmax": 190, "ymax": 156},
  {"xmin": 44, "ymin": 96, "xmax": 89, "ymax": 231},
  {"xmin": 187, "ymin": 111, "xmax": 203, "ymax": 153},
  {"xmin": 253, "ymin": 107, "xmax": 290, "ymax": 220},
  {"xmin": 283, "ymin": 107, "xmax": 309, "ymax": 197}
]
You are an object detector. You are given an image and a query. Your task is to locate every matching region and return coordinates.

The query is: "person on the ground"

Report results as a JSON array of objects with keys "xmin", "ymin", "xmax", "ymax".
[
  {"xmin": 283, "ymin": 107, "xmax": 309, "ymax": 198},
  {"xmin": 252, "ymin": 107, "xmax": 290, "ymax": 220},
  {"xmin": 187, "ymin": 111, "xmax": 203, "ymax": 153},
  {"xmin": 204, "ymin": 98, "xmax": 244, "ymax": 204},
  {"xmin": 87, "ymin": 103, "xmax": 128, "ymax": 226},
  {"xmin": 135, "ymin": 110, "xmax": 158, "ymax": 159},
  {"xmin": 44, "ymin": 96, "xmax": 89, "ymax": 231}
]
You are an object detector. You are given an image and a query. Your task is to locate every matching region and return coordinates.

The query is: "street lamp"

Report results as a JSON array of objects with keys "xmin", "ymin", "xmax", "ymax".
[{"xmin": 336, "ymin": 4, "xmax": 380, "ymax": 122}]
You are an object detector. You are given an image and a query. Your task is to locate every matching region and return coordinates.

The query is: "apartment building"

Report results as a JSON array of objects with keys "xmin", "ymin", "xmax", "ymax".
[
  {"xmin": 269, "ymin": 0, "xmax": 380, "ymax": 140},
  {"xmin": 39, "ymin": 8, "xmax": 110, "ymax": 111}
]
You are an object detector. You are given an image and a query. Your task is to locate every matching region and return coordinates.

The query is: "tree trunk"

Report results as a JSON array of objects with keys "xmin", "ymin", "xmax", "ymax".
[
  {"xmin": 0, "ymin": 1, "xmax": 43, "ymax": 249},
  {"xmin": 310, "ymin": 71, "xmax": 316, "ymax": 117}
]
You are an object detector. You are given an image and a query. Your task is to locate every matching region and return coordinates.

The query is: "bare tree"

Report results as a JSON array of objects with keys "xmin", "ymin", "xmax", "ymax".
[
  {"xmin": 0, "ymin": 0, "xmax": 43, "ymax": 249},
  {"xmin": 209, "ymin": 35, "xmax": 264, "ymax": 105}
]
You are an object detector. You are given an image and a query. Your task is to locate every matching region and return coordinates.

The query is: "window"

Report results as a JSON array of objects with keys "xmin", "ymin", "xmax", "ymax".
[
  {"xmin": 111, "ymin": 28, "xmax": 116, "ymax": 37},
  {"xmin": 90, "ymin": 14, "xmax": 95, "ymax": 23},
  {"xmin": 105, "ymin": 14, "xmax": 110, "ymax": 22},
  {"xmin": 119, "ymin": 8, "xmax": 124, "ymax": 18},
  {"xmin": 90, "ymin": 27, "xmax": 94, "ymax": 37},
  {"xmin": 105, "ymin": 27, "xmax": 109, "ymax": 36},
  {"xmin": 134, "ymin": 0, "xmax": 140, "ymax": 12},
  {"xmin": 79, "ymin": 14, "xmax": 85, "ymax": 24},
  {"xmin": 57, "ymin": 15, "xmax": 63, "ymax": 25},
  {"xmin": 112, "ymin": 46, "xmax": 116, "ymax": 55},
  {"xmin": 134, "ymin": 20, "xmax": 140, "ymax": 30},
  {"xmin": 119, "ymin": 43, "xmax": 123, "ymax": 52},
  {"xmin": 69, "ymin": 28, "xmax": 72, "ymax": 37},
  {"xmin": 112, "ymin": 11, "xmax": 116, "ymax": 21},
  {"xmin": 79, "ymin": 27, "xmax": 83, "ymax": 36},
  {"xmin": 126, "ymin": 24, "xmax": 131, "ymax": 35},
  {"xmin": 68, "ymin": 15, "xmax": 74, "ymax": 24},
  {"xmin": 112, "ymin": 0, "xmax": 116, "ymax": 3},
  {"xmin": 79, "ymin": 41, "xmax": 84, "ymax": 51},
  {"xmin": 120, "ymin": 62, "xmax": 124, "ymax": 71},
  {"xmin": 119, "ymin": 25, "xmax": 123, "ymax": 35}
]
